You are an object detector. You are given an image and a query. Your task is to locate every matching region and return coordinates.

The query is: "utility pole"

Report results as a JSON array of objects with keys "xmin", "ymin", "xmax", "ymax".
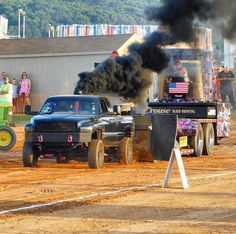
[
  {"xmin": 18, "ymin": 9, "xmax": 22, "ymax": 38},
  {"xmin": 18, "ymin": 9, "xmax": 26, "ymax": 38},
  {"xmin": 22, "ymin": 11, "xmax": 26, "ymax": 38}
]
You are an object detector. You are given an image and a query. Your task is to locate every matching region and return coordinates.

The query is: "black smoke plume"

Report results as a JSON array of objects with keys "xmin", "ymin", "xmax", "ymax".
[
  {"xmin": 217, "ymin": 0, "xmax": 236, "ymax": 40},
  {"xmin": 145, "ymin": 0, "xmax": 215, "ymax": 42},
  {"xmin": 74, "ymin": 32, "xmax": 172, "ymax": 103},
  {"xmin": 74, "ymin": 0, "xmax": 236, "ymax": 102},
  {"xmin": 146, "ymin": 0, "xmax": 236, "ymax": 41},
  {"xmin": 74, "ymin": 53, "xmax": 159, "ymax": 103}
]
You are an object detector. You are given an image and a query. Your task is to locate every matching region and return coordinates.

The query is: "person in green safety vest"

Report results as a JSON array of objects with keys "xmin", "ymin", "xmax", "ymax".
[{"xmin": 0, "ymin": 76, "xmax": 13, "ymax": 104}]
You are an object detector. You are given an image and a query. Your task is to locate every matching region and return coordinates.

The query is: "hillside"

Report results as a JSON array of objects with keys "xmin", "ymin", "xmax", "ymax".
[{"xmin": 0, "ymin": 0, "xmax": 159, "ymax": 38}]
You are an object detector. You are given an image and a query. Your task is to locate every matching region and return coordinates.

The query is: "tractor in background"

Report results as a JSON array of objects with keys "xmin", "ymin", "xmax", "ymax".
[{"xmin": 0, "ymin": 102, "xmax": 16, "ymax": 150}]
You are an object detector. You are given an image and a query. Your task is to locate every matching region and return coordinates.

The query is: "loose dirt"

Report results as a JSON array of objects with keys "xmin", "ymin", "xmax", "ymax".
[{"xmin": 0, "ymin": 122, "xmax": 235, "ymax": 233}]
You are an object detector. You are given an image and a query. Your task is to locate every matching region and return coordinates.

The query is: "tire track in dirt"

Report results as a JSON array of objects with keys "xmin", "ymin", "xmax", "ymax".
[
  {"xmin": 0, "ymin": 170, "xmax": 235, "ymax": 215},
  {"xmin": 0, "ymin": 121, "xmax": 235, "ymax": 222}
]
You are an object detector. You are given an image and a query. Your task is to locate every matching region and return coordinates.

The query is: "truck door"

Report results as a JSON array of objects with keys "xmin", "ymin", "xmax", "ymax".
[{"xmin": 99, "ymin": 99, "xmax": 120, "ymax": 144}]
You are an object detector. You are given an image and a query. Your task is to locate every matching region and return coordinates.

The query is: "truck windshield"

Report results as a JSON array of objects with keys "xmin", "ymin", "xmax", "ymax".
[{"xmin": 39, "ymin": 98, "xmax": 97, "ymax": 115}]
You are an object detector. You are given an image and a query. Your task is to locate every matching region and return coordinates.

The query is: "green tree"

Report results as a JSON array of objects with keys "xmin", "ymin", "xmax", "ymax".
[{"xmin": 0, "ymin": 0, "xmax": 158, "ymax": 37}]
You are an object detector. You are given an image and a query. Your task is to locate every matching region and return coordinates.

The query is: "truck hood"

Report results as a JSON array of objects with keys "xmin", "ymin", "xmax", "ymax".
[{"xmin": 31, "ymin": 113, "xmax": 96, "ymax": 125}]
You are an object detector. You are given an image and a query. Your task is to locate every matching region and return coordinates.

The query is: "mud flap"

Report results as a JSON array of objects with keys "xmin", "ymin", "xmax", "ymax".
[{"xmin": 151, "ymin": 114, "xmax": 177, "ymax": 160}]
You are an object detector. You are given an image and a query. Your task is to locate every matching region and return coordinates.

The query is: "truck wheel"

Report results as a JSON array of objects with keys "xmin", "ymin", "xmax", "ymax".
[
  {"xmin": 202, "ymin": 123, "xmax": 215, "ymax": 155},
  {"xmin": 56, "ymin": 156, "xmax": 70, "ymax": 164},
  {"xmin": 88, "ymin": 140, "xmax": 104, "ymax": 169},
  {"xmin": 189, "ymin": 124, "xmax": 204, "ymax": 157},
  {"xmin": 23, "ymin": 142, "xmax": 39, "ymax": 167},
  {"xmin": 119, "ymin": 137, "xmax": 133, "ymax": 165},
  {"xmin": 0, "ymin": 126, "xmax": 16, "ymax": 151}
]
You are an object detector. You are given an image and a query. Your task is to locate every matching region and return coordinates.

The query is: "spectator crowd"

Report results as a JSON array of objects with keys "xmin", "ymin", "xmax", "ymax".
[{"xmin": 0, "ymin": 71, "xmax": 31, "ymax": 114}]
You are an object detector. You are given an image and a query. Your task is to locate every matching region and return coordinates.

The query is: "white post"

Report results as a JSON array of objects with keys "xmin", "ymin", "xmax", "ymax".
[
  {"xmin": 18, "ymin": 9, "xmax": 22, "ymax": 38},
  {"xmin": 22, "ymin": 11, "xmax": 26, "ymax": 38},
  {"xmin": 52, "ymin": 27, "xmax": 55, "ymax": 37},
  {"xmin": 48, "ymin": 24, "xmax": 53, "ymax": 38}
]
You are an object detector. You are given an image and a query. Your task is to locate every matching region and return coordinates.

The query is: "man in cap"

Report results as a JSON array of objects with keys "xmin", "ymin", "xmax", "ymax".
[{"xmin": 218, "ymin": 66, "xmax": 236, "ymax": 109}]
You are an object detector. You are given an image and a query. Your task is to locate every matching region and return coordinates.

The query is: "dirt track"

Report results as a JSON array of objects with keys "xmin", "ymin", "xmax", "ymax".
[{"xmin": 0, "ymin": 122, "xmax": 235, "ymax": 233}]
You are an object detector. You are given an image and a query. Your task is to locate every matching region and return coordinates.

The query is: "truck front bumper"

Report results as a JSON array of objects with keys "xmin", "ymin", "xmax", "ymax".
[{"xmin": 25, "ymin": 131, "xmax": 92, "ymax": 144}]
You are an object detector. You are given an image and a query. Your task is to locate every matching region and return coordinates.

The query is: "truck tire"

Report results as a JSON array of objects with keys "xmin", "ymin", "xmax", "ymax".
[
  {"xmin": 88, "ymin": 140, "xmax": 104, "ymax": 169},
  {"xmin": 0, "ymin": 126, "xmax": 16, "ymax": 151},
  {"xmin": 23, "ymin": 142, "xmax": 39, "ymax": 167},
  {"xmin": 202, "ymin": 123, "xmax": 215, "ymax": 155},
  {"xmin": 119, "ymin": 137, "xmax": 133, "ymax": 165},
  {"xmin": 56, "ymin": 156, "xmax": 70, "ymax": 163},
  {"xmin": 189, "ymin": 124, "xmax": 204, "ymax": 157}
]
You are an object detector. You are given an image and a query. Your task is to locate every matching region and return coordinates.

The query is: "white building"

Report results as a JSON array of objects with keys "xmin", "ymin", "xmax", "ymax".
[
  {"xmin": 0, "ymin": 15, "xmax": 8, "ymax": 39},
  {"xmin": 0, "ymin": 34, "xmax": 143, "ymax": 109}
]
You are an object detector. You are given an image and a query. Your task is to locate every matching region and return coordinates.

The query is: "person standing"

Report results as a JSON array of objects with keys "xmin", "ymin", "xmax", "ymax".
[
  {"xmin": 11, "ymin": 78, "xmax": 19, "ymax": 114},
  {"xmin": 212, "ymin": 65, "xmax": 222, "ymax": 100},
  {"xmin": 175, "ymin": 60, "xmax": 189, "ymax": 82},
  {"xmin": 218, "ymin": 66, "xmax": 236, "ymax": 109},
  {"xmin": 0, "ymin": 72, "xmax": 8, "ymax": 87},
  {"xmin": 18, "ymin": 72, "xmax": 31, "ymax": 113},
  {"xmin": 0, "ymin": 76, "xmax": 13, "ymax": 104}
]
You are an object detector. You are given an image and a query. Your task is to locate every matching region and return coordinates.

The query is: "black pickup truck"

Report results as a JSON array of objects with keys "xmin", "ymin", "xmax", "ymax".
[{"xmin": 23, "ymin": 95, "xmax": 134, "ymax": 168}]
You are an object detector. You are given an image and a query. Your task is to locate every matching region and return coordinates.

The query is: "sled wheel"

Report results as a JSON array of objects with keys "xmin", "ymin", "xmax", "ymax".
[
  {"xmin": 189, "ymin": 124, "xmax": 204, "ymax": 157},
  {"xmin": 88, "ymin": 140, "xmax": 104, "ymax": 169},
  {"xmin": 119, "ymin": 137, "xmax": 133, "ymax": 165},
  {"xmin": 0, "ymin": 126, "xmax": 16, "ymax": 150},
  {"xmin": 23, "ymin": 142, "xmax": 39, "ymax": 167},
  {"xmin": 202, "ymin": 123, "xmax": 215, "ymax": 155}
]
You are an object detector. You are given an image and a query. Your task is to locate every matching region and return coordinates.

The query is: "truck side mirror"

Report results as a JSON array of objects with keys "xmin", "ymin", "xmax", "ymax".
[{"xmin": 25, "ymin": 105, "xmax": 38, "ymax": 115}]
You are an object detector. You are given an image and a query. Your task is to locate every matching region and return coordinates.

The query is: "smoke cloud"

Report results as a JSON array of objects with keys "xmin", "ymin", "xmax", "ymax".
[
  {"xmin": 145, "ymin": 0, "xmax": 214, "ymax": 42},
  {"xmin": 146, "ymin": 0, "xmax": 236, "ymax": 41},
  {"xmin": 218, "ymin": 0, "xmax": 236, "ymax": 40},
  {"xmin": 74, "ymin": 32, "xmax": 171, "ymax": 103},
  {"xmin": 74, "ymin": 53, "xmax": 155, "ymax": 102},
  {"xmin": 74, "ymin": 0, "xmax": 236, "ymax": 103}
]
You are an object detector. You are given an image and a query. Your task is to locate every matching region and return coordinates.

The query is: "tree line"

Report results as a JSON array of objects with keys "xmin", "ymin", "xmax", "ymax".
[
  {"xmin": 0, "ymin": 0, "xmax": 223, "ymax": 60},
  {"xmin": 0, "ymin": 0, "xmax": 158, "ymax": 37}
]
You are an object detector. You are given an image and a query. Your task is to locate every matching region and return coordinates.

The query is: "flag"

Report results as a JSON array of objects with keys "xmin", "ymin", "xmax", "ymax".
[{"xmin": 169, "ymin": 82, "xmax": 188, "ymax": 94}]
